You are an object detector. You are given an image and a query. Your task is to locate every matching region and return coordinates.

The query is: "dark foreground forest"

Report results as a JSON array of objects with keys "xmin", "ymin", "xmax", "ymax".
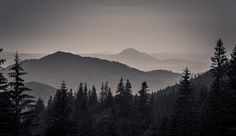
[{"xmin": 0, "ymin": 39, "xmax": 236, "ymax": 136}]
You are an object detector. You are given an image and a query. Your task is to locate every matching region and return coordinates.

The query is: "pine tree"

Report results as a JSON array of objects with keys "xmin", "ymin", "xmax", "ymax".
[
  {"xmin": 116, "ymin": 78, "xmax": 125, "ymax": 98},
  {"xmin": 31, "ymin": 98, "xmax": 46, "ymax": 136},
  {"xmin": 226, "ymin": 45, "xmax": 236, "ymax": 135},
  {"xmin": 138, "ymin": 81, "xmax": 149, "ymax": 118},
  {"xmin": 124, "ymin": 79, "xmax": 133, "ymax": 116},
  {"xmin": 88, "ymin": 85, "xmax": 98, "ymax": 108},
  {"xmin": 104, "ymin": 87, "xmax": 113, "ymax": 109},
  {"xmin": 170, "ymin": 68, "xmax": 197, "ymax": 136},
  {"xmin": 99, "ymin": 82, "xmax": 106, "ymax": 103},
  {"xmin": 206, "ymin": 39, "xmax": 229, "ymax": 136},
  {"xmin": 45, "ymin": 81, "xmax": 75, "ymax": 136},
  {"xmin": 0, "ymin": 48, "xmax": 13, "ymax": 136},
  {"xmin": 99, "ymin": 82, "xmax": 112, "ymax": 109},
  {"xmin": 8, "ymin": 52, "xmax": 35, "ymax": 136},
  {"xmin": 115, "ymin": 78, "xmax": 126, "ymax": 117},
  {"xmin": 137, "ymin": 81, "xmax": 150, "ymax": 135},
  {"xmin": 74, "ymin": 83, "xmax": 93, "ymax": 136}
]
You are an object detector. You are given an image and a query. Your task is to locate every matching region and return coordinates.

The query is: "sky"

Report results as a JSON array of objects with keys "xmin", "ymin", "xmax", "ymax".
[{"xmin": 0, "ymin": 0, "xmax": 236, "ymax": 54}]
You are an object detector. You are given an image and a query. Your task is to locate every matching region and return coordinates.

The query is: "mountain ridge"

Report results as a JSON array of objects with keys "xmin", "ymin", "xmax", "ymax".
[
  {"xmin": 5, "ymin": 51, "xmax": 181, "ymax": 92},
  {"xmin": 82, "ymin": 48, "xmax": 209, "ymax": 73}
]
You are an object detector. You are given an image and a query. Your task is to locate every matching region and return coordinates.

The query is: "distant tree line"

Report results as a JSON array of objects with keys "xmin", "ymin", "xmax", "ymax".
[{"xmin": 0, "ymin": 39, "xmax": 236, "ymax": 136}]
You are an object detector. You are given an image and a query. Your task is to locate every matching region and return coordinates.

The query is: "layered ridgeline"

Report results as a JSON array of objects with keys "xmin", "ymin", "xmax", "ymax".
[
  {"xmin": 82, "ymin": 48, "xmax": 209, "ymax": 73},
  {"xmin": 0, "ymin": 51, "xmax": 45, "ymax": 67},
  {"xmin": 25, "ymin": 81, "xmax": 57, "ymax": 102},
  {"xmin": 5, "ymin": 51, "xmax": 181, "ymax": 92},
  {"xmin": 154, "ymin": 70, "xmax": 213, "ymax": 118}
]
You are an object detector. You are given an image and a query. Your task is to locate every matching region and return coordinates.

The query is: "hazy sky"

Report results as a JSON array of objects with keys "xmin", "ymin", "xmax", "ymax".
[{"xmin": 0, "ymin": 0, "xmax": 236, "ymax": 54}]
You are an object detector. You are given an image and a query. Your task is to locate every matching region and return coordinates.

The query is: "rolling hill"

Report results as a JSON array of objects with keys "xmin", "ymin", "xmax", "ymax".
[
  {"xmin": 82, "ymin": 48, "xmax": 209, "ymax": 73},
  {"xmin": 6, "ymin": 51, "xmax": 181, "ymax": 92},
  {"xmin": 25, "ymin": 81, "xmax": 57, "ymax": 102},
  {"xmin": 0, "ymin": 51, "xmax": 46, "ymax": 67}
]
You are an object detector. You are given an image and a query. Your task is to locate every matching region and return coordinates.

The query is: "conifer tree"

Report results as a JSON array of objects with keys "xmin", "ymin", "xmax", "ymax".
[
  {"xmin": 99, "ymin": 82, "xmax": 111, "ymax": 109},
  {"xmin": 8, "ymin": 52, "xmax": 35, "ymax": 136},
  {"xmin": 0, "ymin": 48, "xmax": 13, "ymax": 136},
  {"xmin": 115, "ymin": 78, "xmax": 126, "ymax": 117},
  {"xmin": 124, "ymin": 79, "xmax": 133, "ymax": 112},
  {"xmin": 137, "ymin": 81, "xmax": 150, "ymax": 135},
  {"xmin": 169, "ymin": 68, "xmax": 197, "ymax": 136},
  {"xmin": 138, "ymin": 81, "xmax": 149, "ymax": 118},
  {"xmin": 116, "ymin": 78, "xmax": 125, "ymax": 98},
  {"xmin": 88, "ymin": 85, "xmax": 98, "ymax": 108},
  {"xmin": 32, "ymin": 98, "xmax": 46, "ymax": 136},
  {"xmin": 74, "ymin": 82, "xmax": 93, "ymax": 136},
  {"xmin": 45, "ymin": 81, "xmax": 75, "ymax": 136},
  {"xmin": 99, "ymin": 82, "xmax": 106, "ymax": 103},
  {"xmin": 104, "ymin": 87, "xmax": 113, "ymax": 109},
  {"xmin": 206, "ymin": 39, "xmax": 228, "ymax": 136},
  {"xmin": 226, "ymin": 45, "xmax": 236, "ymax": 135}
]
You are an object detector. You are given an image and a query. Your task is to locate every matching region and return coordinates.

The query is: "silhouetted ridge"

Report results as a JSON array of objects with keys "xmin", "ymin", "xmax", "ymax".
[{"xmin": 6, "ymin": 51, "xmax": 181, "ymax": 91}]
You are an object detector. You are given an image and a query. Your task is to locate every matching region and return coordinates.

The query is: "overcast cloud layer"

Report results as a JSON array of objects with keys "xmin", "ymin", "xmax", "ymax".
[{"xmin": 0, "ymin": 0, "xmax": 236, "ymax": 54}]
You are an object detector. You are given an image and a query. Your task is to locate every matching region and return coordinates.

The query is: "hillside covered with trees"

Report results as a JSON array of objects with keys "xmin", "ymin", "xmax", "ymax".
[{"xmin": 0, "ymin": 39, "xmax": 236, "ymax": 136}]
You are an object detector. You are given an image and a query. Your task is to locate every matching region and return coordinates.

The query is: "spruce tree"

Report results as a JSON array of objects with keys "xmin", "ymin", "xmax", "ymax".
[
  {"xmin": 74, "ymin": 83, "xmax": 93, "ymax": 136},
  {"xmin": 115, "ymin": 78, "xmax": 126, "ymax": 118},
  {"xmin": 0, "ymin": 48, "xmax": 13, "ymax": 136},
  {"xmin": 226, "ymin": 45, "xmax": 236, "ymax": 135},
  {"xmin": 170, "ymin": 68, "xmax": 197, "ymax": 136},
  {"xmin": 124, "ymin": 79, "xmax": 133, "ymax": 116},
  {"xmin": 99, "ymin": 82, "xmax": 111, "ymax": 109},
  {"xmin": 45, "ymin": 81, "xmax": 75, "ymax": 136},
  {"xmin": 137, "ymin": 81, "xmax": 150, "ymax": 135},
  {"xmin": 8, "ymin": 52, "xmax": 35, "ymax": 136},
  {"xmin": 138, "ymin": 81, "xmax": 149, "ymax": 118},
  {"xmin": 88, "ymin": 85, "xmax": 98, "ymax": 108},
  {"xmin": 206, "ymin": 39, "xmax": 228, "ymax": 136},
  {"xmin": 31, "ymin": 98, "xmax": 46, "ymax": 136},
  {"xmin": 116, "ymin": 78, "xmax": 125, "ymax": 98},
  {"xmin": 104, "ymin": 86, "xmax": 113, "ymax": 109}
]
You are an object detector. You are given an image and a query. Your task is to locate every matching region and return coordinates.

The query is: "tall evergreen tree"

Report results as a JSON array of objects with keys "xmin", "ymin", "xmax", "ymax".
[
  {"xmin": 170, "ymin": 68, "xmax": 197, "ymax": 136},
  {"xmin": 8, "ymin": 52, "xmax": 35, "ymax": 136},
  {"xmin": 88, "ymin": 85, "xmax": 98, "ymax": 108},
  {"xmin": 226, "ymin": 45, "xmax": 236, "ymax": 135},
  {"xmin": 115, "ymin": 78, "xmax": 125, "ymax": 116},
  {"xmin": 115, "ymin": 79, "xmax": 133, "ymax": 119},
  {"xmin": 137, "ymin": 81, "xmax": 150, "ymax": 135},
  {"xmin": 124, "ymin": 79, "xmax": 133, "ymax": 113},
  {"xmin": 138, "ymin": 81, "xmax": 149, "ymax": 118},
  {"xmin": 31, "ymin": 98, "xmax": 46, "ymax": 136},
  {"xmin": 45, "ymin": 81, "xmax": 75, "ymax": 136},
  {"xmin": 0, "ymin": 48, "xmax": 13, "ymax": 136},
  {"xmin": 206, "ymin": 39, "xmax": 228, "ymax": 136},
  {"xmin": 99, "ymin": 82, "xmax": 112, "ymax": 109},
  {"xmin": 74, "ymin": 83, "xmax": 93, "ymax": 136},
  {"xmin": 104, "ymin": 87, "xmax": 113, "ymax": 109},
  {"xmin": 116, "ymin": 78, "xmax": 125, "ymax": 98}
]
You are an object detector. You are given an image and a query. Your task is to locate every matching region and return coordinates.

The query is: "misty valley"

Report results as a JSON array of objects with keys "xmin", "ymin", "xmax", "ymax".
[{"xmin": 0, "ymin": 39, "xmax": 236, "ymax": 136}]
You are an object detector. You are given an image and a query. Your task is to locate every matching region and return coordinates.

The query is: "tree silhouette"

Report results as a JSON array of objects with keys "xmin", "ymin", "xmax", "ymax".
[
  {"xmin": 170, "ymin": 68, "xmax": 198, "ymax": 136},
  {"xmin": 8, "ymin": 52, "xmax": 35, "ymax": 136},
  {"xmin": 45, "ymin": 81, "xmax": 75, "ymax": 136},
  {"xmin": 0, "ymin": 48, "xmax": 13, "ymax": 136},
  {"xmin": 206, "ymin": 39, "xmax": 229, "ymax": 136}
]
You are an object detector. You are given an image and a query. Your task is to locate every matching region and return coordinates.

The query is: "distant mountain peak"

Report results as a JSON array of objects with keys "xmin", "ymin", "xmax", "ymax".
[
  {"xmin": 120, "ymin": 48, "xmax": 141, "ymax": 54},
  {"xmin": 40, "ymin": 51, "xmax": 81, "ymax": 61},
  {"xmin": 52, "ymin": 51, "xmax": 79, "ymax": 56}
]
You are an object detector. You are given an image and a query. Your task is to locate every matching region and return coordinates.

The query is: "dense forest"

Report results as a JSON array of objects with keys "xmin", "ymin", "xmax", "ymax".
[{"xmin": 0, "ymin": 39, "xmax": 236, "ymax": 136}]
